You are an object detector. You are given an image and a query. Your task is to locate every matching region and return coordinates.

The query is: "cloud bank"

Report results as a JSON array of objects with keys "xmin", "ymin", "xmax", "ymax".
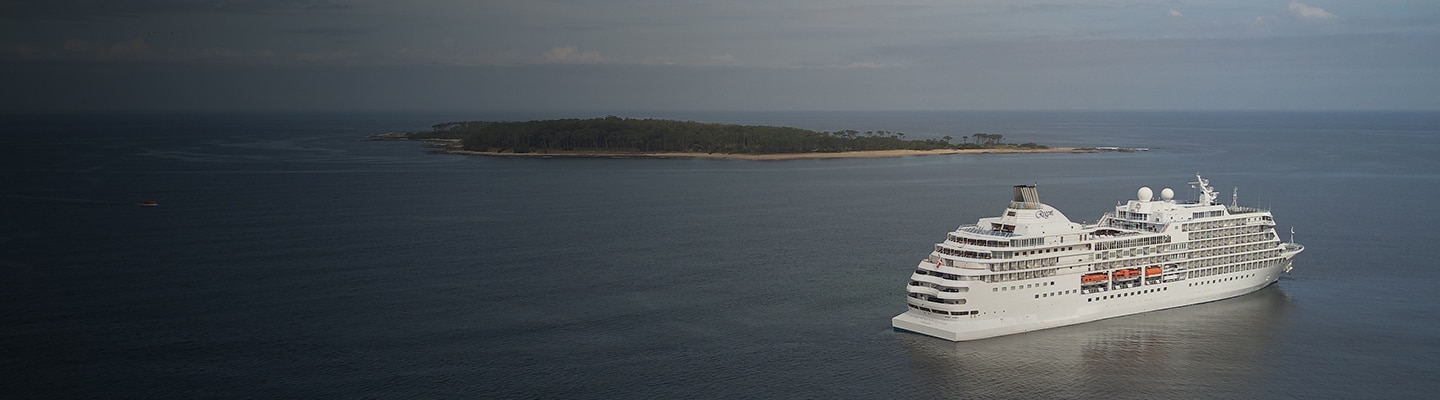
[
  {"xmin": 1289, "ymin": 1, "xmax": 1336, "ymax": 21},
  {"xmin": 542, "ymin": 46, "xmax": 608, "ymax": 64}
]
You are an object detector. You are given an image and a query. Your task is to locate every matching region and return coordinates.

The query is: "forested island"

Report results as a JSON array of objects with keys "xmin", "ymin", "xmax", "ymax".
[{"xmin": 377, "ymin": 116, "xmax": 1087, "ymax": 160}]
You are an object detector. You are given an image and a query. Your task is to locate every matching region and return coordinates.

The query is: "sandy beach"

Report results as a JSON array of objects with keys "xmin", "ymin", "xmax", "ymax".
[{"xmin": 416, "ymin": 139, "xmax": 1093, "ymax": 160}]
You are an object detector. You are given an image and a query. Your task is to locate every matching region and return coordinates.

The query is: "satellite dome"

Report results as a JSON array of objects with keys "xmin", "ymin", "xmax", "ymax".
[
  {"xmin": 1160, "ymin": 187, "xmax": 1175, "ymax": 201},
  {"xmin": 1137, "ymin": 186, "xmax": 1153, "ymax": 202}
]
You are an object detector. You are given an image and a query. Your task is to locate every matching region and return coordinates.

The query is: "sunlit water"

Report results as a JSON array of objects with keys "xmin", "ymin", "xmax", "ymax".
[{"xmin": 2, "ymin": 111, "xmax": 1437, "ymax": 398}]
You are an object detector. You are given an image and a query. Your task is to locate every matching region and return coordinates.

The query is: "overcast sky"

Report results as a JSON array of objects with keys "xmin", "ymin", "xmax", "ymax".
[{"xmin": 3, "ymin": 0, "xmax": 1438, "ymax": 112}]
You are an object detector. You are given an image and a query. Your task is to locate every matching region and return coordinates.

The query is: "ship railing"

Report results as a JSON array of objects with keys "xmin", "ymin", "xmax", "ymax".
[
  {"xmin": 957, "ymin": 225, "xmax": 1014, "ymax": 237},
  {"xmin": 1228, "ymin": 206, "xmax": 1268, "ymax": 214}
]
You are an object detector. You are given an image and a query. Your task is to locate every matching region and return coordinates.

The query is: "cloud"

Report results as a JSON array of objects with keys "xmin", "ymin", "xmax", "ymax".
[
  {"xmin": 542, "ymin": 46, "xmax": 608, "ymax": 64},
  {"xmin": 1288, "ymin": 1, "xmax": 1336, "ymax": 21},
  {"xmin": 1169, "ymin": 9, "xmax": 1183, "ymax": 17}
]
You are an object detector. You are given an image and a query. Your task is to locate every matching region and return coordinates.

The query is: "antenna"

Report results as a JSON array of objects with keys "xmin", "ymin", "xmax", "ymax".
[
  {"xmin": 1188, "ymin": 172, "xmax": 1216, "ymax": 205},
  {"xmin": 1290, "ymin": 227, "xmax": 1296, "ymax": 244},
  {"xmin": 1231, "ymin": 187, "xmax": 1238, "ymax": 209}
]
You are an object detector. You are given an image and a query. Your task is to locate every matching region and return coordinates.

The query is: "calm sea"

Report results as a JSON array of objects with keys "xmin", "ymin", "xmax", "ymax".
[{"xmin": 2, "ymin": 111, "xmax": 1438, "ymax": 399}]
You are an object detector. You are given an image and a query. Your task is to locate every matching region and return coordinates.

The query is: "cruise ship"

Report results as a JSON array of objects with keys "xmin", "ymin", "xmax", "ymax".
[{"xmin": 892, "ymin": 174, "xmax": 1304, "ymax": 341}]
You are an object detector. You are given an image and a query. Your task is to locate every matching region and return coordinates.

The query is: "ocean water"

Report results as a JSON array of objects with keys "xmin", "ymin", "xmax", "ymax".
[{"xmin": 2, "ymin": 111, "xmax": 1438, "ymax": 399}]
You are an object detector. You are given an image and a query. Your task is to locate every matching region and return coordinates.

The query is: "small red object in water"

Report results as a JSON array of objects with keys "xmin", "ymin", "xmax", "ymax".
[{"xmin": 139, "ymin": 200, "xmax": 159, "ymax": 207}]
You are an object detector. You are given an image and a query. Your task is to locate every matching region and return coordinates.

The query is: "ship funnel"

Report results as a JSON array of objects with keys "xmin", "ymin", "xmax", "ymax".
[{"xmin": 1013, "ymin": 185, "xmax": 1040, "ymax": 203}]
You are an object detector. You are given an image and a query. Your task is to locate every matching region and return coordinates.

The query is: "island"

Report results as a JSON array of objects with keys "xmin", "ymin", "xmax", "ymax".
[{"xmin": 372, "ymin": 116, "xmax": 1093, "ymax": 160}]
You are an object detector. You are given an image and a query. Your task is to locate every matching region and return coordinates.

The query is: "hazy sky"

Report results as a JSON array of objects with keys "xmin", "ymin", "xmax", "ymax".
[{"xmin": 3, "ymin": 0, "xmax": 1438, "ymax": 111}]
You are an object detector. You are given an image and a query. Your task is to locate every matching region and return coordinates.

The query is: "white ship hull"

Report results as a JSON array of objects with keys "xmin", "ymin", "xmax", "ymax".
[
  {"xmin": 893, "ymin": 175, "xmax": 1303, "ymax": 341},
  {"xmin": 893, "ymin": 258, "xmax": 1290, "ymax": 341}
]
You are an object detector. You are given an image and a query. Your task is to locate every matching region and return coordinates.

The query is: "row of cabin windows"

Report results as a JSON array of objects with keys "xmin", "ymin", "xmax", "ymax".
[
  {"xmin": 1093, "ymin": 242, "xmax": 1277, "ymax": 272},
  {"xmin": 1017, "ymin": 246, "xmax": 1076, "ymax": 256},
  {"xmin": 914, "ymin": 269, "xmax": 981, "ymax": 281},
  {"xmin": 1182, "ymin": 217, "xmax": 1247, "ymax": 232},
  {"xmin": 934, "ymin": 245, "xmax": 993, "ymax": 259},
  {"xmin": 920, "ymin": 246, "xmax": 1277, "ymax": 285},
  {"xmin": 1087, "ymin": 287, "xmax": 1168, "ymax": 302},
  {"xmin": 988, "ymin": 269, "xmax": 1056, "ymax": 283},
  {"xmin": 1105, "ymin": 219, "xmax": 1163, "ymax": 232},
  {"xmin": 908, "ymin": 292, "xmax": 966, "ymax": 305},
  {"xmin": 1189, "ymin": 274, "xmax": 1254, "ymax": 286},
  {"xmin": 1077, "ymin": 254, "xmax": 1276, "ymax": 288},
  {"xmin": 947, "ymin": 233, "xmax": 1010, "ymax": 248},
  {"xmin": 1189, "ymin": 211, "xmax": 1227, "ymax": 219},
  {"xmin": 1035, "ymin": 289, "xmax": 1077, "ymax": 298},
  {"xmin": 946, "ymin": 233, "xmax": 1079, "ymax": 251},
  {"xmin": 915, "ymin": 268, "xmax": 1044, "ymax": 283},
  {"xmin": 1094, "ymin": 249, "xmax": 1278, "ymax": 276},
  {"xmin": 918, "ymin": 259, "xmax": 1073, "ymax": 283},
  {"xmin": 907, "ymin": 303, "xmax": 977, "ymax": 316},
  {"xmin": 1093, "ymin": 253, "xmax": 1172, "ymax": 271},
  {"xmin": 1116, "ymin": 211, "xmax": 1148, "ymax": 220},
  {"xmin": 908, "ymin": 280, "xmax": 968, "ymax": 293},
  {"xmin": 1185, "ymin": 250, "xmax": 1282, "ymax": 269},
  {"xmin": 1187, "ymin": 259, "xmax": 1277, "ymax": 278},
  {"xmin": 1189, "ymin": 225, "xmax": 1265, "ymax": 241},
  {"xmin": 1189, "ymin": 231, "xmax": 1272, "ymax": 250},
  {"xmin": 992, "ymin": 281, "xmax": 1056, "ymax": 292},
  {"xmin": 941, "ymin": 244, "xmax": 1083, "ymax": 266},
  {"xmin": 1012, "ymin": 237, "xmax": 1044, "ymax": 247},
  {"xmin": 990, "ymin": 257, "xmax": 1060, "ymax": 272},
  {"xmin": 1096, "ymin": 244, "xmax": 1180, "ymax": 260},
  {"xmin": 956, "ymin": 231, "xmax": 1100, "ymax": 250},
  {"xmin": 1189, "ymin": 242, "xmax": 1276, "ymax": 260},
  {"xmin": 1093, "ymin": 234, "xmax": 1171, "ymax": 251}
]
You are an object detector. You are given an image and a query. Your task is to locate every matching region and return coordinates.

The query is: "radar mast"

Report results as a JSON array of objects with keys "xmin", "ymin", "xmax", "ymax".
[{"xmin": 1189, "ymin": 173, "xmax": 1217, "ymax": 205}]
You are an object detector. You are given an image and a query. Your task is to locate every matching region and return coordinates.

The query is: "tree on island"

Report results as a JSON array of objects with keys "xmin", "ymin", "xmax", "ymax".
[
  {"xmin": 408, "ymin": 117, "xmax": 1043, "ymax": 154},
  {"xmin": 973, "ymin": 133, "xmax": 1004, "ymax": 145}
]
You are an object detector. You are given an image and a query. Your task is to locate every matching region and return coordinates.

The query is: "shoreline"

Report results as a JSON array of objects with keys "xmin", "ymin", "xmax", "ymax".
[{"xmin": 412, "ymin": 139, "xmax": 1095, "ymax": 160}]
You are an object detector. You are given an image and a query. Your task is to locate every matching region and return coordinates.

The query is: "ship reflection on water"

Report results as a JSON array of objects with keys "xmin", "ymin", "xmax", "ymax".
[{"xmin": 896, "ymin": 285, "xmax": 1294, "ymax": 398}]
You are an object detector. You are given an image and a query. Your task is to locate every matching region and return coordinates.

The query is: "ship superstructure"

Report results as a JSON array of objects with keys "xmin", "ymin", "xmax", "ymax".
[{"xmin": 892, "ymin": 174, "xmax": 1303, "ymax": 341}]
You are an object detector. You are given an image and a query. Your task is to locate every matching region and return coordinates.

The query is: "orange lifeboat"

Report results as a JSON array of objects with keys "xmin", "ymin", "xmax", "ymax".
[
  {"xmin": 1112, "ymin": 268, "xmax": 1141, "ymax": 279},
  {"xmin": 1081, "ymin": 273, "xmax": 1109, "ymax": 284},
  {"xmin": 1145, "ymin": 266, "xmax": 1163, "ymax": 277}
]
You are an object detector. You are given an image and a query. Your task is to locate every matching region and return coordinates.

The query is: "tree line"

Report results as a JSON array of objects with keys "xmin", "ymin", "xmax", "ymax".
[{"xmin": 409, "ymin": 116, "xmax": 1045, "ymax": 154}]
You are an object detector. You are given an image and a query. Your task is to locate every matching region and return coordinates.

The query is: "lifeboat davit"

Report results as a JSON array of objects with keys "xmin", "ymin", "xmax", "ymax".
[{"xmin": 1113, "ymin": 268, "xmax": 1142, "ymax": 279}]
